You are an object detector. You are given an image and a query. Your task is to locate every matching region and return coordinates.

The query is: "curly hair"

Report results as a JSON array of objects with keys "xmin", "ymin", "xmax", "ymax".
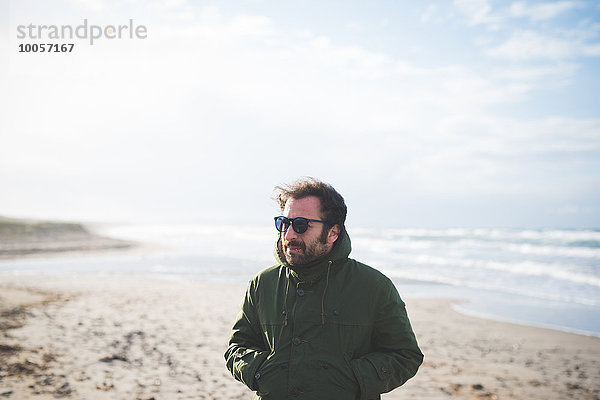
[{"xmin": 274, "ymin": 177, "xmax": 347, "ymax": 230}]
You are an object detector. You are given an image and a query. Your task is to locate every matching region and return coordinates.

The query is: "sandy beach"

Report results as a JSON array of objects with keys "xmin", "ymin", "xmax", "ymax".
[{"xmin": 1, "ymin": 273, "xmax": 598, "ymax": 400}]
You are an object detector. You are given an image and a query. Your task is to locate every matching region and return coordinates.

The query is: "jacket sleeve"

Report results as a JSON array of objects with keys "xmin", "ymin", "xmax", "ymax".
[
  {"xmin": 224, "ymin": 279, "xmax": 269, "ymax": 391},
  {"xmin": 350, "ymin": 279, "xmax": 423, "ymax": 400}
]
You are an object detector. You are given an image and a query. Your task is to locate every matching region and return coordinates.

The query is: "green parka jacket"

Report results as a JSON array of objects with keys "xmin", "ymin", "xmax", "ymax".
[{"xmin": 225, "ymin": 230, "xmax": 423, "ymax": 400}]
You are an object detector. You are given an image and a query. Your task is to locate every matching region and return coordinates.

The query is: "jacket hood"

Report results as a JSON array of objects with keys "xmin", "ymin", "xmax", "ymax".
[{"xmin": 274, "ymin": 229, "xmax": 352, "ymax": 283}]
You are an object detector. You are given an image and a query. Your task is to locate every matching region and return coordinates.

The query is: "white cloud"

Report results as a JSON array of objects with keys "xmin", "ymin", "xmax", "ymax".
[
  {"xmin": 582, "ymin": 43, "xmax": 600, "ymax": 56},
  {"xmin": 67, "ymin": 0, "xmax": 106, "ymax": 13},
  {"xmin": 344, "ymin": 21, "xmax": 364, "ymax": 32},
  {"xmin": 149, "ymin": 0, "xmax": 197, "ymax": 20},
  {"xmin": 421, "ymin": 4, "xmax": 451, "ymax": 24},
  {"xmin": 453, "ymin": 0, "xmax": 499, "ymax": 26},
  {"xmin": 455, "ymin": 0, "xmax": 583, "ymax": 27},
  {"xmin": 399, "ymin": 115, "xmax": 600, "ymax": 197},
  {"xmin": 228, "ymin": 15, "xmax": 275, "ymax": 37},
  {"xmin": 158, "ymin": 0, "xmax": 187, "ymax": 9},
  {"xmin": 486, "ymin": 30, "xmax": 591, "ymax": 60},
  {"xmin": 6, "ymin": 6, "xmax": 579, "ymax": 166},
  {"xmin": 492, "ymin": 63, "xmax": 577, "ymax": 81},
  {"xmin": 509, "ymin": 1, "xmax": 580, "ymax": 21},
  {"xmin": 453, "ymin": 1, "xmax": 597, "ymax": 63},
  {"xmin": 4, "ymin": 2, "xmax": 599, "ymax": 225},
  {"xmin": 550, "ymin": 205, "xmax": 593, "ymax": 215}
]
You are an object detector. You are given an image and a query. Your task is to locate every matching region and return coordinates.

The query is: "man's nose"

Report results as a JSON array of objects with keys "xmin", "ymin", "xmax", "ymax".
[{"xmin": 283, "ymin": 224, "xmax": 298, "ymax": 241}]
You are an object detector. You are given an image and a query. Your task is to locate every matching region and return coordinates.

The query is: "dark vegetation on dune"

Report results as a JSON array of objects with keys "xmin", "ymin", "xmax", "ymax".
[
  {"xmin": 0, "ymin": 216, "xmax": 134, "ymax": 258},
  {"xmin": 0, "ymin": 216, "xmax": 91, "ymax": 239}
]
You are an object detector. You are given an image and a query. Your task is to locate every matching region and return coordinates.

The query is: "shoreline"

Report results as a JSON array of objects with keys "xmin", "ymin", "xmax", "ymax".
[
  {"xmin": 392, "ymin": 278, "xmax": 600, "ymax": 339},
  {"xmin": 1, "ymin": 274, "xmax": 599, "ymax": 399},
  {"xmin": 452, "ymin": 302, "xmax": 600, "ymax": 339},
  {"xmin": 3, "ymin": 255, "xmax": 599, "ymax": 339},
  {"xmin": 4, "ymin": 217, "xmax": 596, "ymax": 340}
]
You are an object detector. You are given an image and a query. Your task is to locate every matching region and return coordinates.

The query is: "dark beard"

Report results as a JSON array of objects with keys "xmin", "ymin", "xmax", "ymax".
[{"xmin": 282, "ymin": 226, "xmax": 329, "ymax": 266}]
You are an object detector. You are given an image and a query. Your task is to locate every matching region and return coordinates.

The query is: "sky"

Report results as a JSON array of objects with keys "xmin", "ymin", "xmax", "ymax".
[{"xmin": 0, "ymin": 0, "xmax": 599, "ymax": 228}]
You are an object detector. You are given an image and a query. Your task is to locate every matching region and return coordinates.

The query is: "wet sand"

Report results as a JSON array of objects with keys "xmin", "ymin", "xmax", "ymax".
[{"xmin": 1, "ymin": 274, "xmax": 599, "ymax": 400}]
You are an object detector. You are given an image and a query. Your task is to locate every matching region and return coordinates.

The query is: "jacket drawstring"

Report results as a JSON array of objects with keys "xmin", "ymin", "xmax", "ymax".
[
  {"xmin": 321, "ymin": 261, "xmax": 332, "ymax": 325},
  {"xmin": 285, "ymin": 260, "xmax": 332, "ymax": 326},
  {"xmin": 284, "ymin": 270, "xmax": 290, "ymax": 326}
]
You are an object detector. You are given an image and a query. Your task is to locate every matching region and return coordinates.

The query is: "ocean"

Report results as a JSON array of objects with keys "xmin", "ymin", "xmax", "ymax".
[{"xmin": 1, "ymin": 224, "xmax": 599, "ymax": 336}]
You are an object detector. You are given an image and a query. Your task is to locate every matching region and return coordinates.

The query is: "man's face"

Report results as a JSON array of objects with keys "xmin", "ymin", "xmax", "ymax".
[{"xmin": 280, "ymin": 196, "xmax": 338, "ymax": 266}]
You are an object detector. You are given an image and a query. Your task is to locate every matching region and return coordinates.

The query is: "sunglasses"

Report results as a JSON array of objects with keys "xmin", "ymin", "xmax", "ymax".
[{"xmin": 274, "ymin": 216, "xmax": 326, "ymax": 234}]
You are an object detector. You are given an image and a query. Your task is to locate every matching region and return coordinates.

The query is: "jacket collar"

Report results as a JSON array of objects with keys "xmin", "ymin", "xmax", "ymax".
[{"xmin": 273, "ymin": 229, "xmax": 352, "ymax": 284}]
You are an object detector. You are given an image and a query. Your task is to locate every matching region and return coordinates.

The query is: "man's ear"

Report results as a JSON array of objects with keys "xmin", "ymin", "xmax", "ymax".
[{"xmin": 327, "ymin": 224, "xmax": 341, "ymax": 245}]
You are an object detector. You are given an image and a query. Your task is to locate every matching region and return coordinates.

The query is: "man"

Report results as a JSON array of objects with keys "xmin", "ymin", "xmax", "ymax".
[{"xmin": 225, "ymin": 178, "xmax": 423, "ymax": 400}]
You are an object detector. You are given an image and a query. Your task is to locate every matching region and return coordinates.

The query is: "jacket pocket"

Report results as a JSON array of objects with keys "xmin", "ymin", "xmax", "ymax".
[
  {"xmin": 254, "ymin": 355, "xmax": 289, "ymax": 399},
  {"xmin": 311, "ymin": 353, "xmax": 360, "ymax": 400}
]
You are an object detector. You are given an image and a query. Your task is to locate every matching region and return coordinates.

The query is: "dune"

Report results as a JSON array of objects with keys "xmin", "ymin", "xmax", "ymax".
[{"xmin": 0, "ymin": 216, "xmax": 134, "ymax": 259}]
